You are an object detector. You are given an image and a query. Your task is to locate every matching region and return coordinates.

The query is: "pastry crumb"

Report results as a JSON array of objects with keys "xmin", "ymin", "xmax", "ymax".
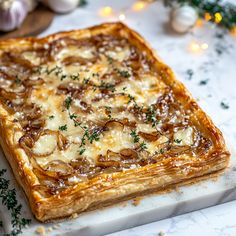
[
  {"xmin": 159, "ymin": 230, "xmax": 165, "ymax": 236},
  {"xmin": 52, "ymin": 224, "xmax": 60, "ymax": 229},
  {"xmin": 24, "ymin": 224, "xmax": 29, "ymax": 229},
  {"xmin": 35, "ymin": 226, "xmax": 46, "ymax": 235},
  {"xmin": 132, "ymin": 197, "xmax": 142, "ymax": 206},
  {"xmin": 47, "ymin": 227, "xmax": 53, "ymax": 232},
  {"xmin": 71, "ymin": 212, "xmax": 78, "ymax": 219}
]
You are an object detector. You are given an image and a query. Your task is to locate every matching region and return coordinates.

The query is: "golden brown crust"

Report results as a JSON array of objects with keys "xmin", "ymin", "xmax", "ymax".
[{"xmin": 0, "ymin": 22, "xmax": 230, "ymax": 222}]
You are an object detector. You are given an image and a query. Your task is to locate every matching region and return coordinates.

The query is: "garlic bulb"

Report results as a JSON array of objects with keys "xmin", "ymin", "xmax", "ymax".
[
  {"xmin": 41, "ymin": 0, "xmax": 79, "ymax": 13},
  {"xmin": 25, "ymin": 0, "xmax": 38, "ymax": 12},
  {"xmin": 171, "ymin": 5, "xmax": 198, "ymax": 33},
  {"xmin": 0, "ymin": 0, "xmax": 28, "ymax": 32}
]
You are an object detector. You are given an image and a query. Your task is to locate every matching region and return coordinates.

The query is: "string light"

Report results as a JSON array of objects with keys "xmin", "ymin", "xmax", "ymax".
[
  {"xmin": 190, "ymin": 42, "xmax": 201, "ymax": 52},
  {"xmin": 189, "ymin": 41, "xmax": 208, "ymax": 53},
  {"xmin": 231, "ymin": 26, "xmax": 236, "ymax": 36},
  {"xmin": 99, "ymin": 6, "xmax": 113, "ymax": 17},
  {"xmin": 195, "ymin": 19, "xmax": 203, "ymax": 27},
  {"xmin": 204, "ymin": 12, "xmax": 212, "ymax": 21},
  {"xmin": 201, "ymin": 43, "xmax": 208, "ymax": 50},
  {"xmin": 132, "ymin": 1, "xmax": 147, "ymax": 11},
  {"xmin": 119, "ymin": 13, "xmax": 126, "ymax": 21},
  {"xmin": 214, "ymin": 12, "xmax": 222, "ymax": 23}
]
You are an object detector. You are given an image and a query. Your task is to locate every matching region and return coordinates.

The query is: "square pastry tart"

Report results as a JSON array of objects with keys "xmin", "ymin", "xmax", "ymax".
[{"xmin": 0, "ymin": 22, "xmax": 230, "ymax": 222}]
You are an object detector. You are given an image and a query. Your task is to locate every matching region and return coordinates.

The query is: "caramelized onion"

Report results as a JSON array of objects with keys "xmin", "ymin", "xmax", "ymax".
[
  {"xmin": 96, "ymin": 151, "xmax": 121, "ymax": 168},
  {"xmin": 57, "ymin": 132, "xmax": 70, "ymax": 150},
  {"xmin": 2, "ymin": 52, "xmax": 34, "ymax": 72},
  {"xmin": 138, "ymin": 131, "xmax": 160, "ymax": 142},
  {"xmin": 19, "ymin": 129, "xmax": 69, "ymax": 157},
  {"xmin": 70, "ymin": 157, "xmax": 91, "ymax": 173},
  {"xmin": 43, "ymin": 160, "xmax": 74, "ymax": 178},
  {"xmin": 119, "ymin": 118, "xmax": 136, "ymax": 128},
  {"xmin": 22, "ymin": 78, "xmax": 44, "ymax": 87},
  {"xmin": 62, "ymin": 56, "xmax": 97, "ymax": 66},
  {"xmin": 165, "ymin": 145, "xmax": 191, "ymax": 156},
  {"xmin": 104, "ymin": 120, "xmax": 124, "ymax": 131},
  {"xmin": 120, "ymin": 148, "xmax": 138, "ymax": 159},
  {"xmin": 0, "ymin": 87, "xmax": 31, "ymax": 100},
  {"xmin": 0, "ymin": 69, "xmax": 15, "ymax": 81}
]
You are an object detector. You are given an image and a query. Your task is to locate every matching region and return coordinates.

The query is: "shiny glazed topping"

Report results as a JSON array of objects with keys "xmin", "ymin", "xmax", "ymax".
[{"xmin": 0, "ymin": 34, "xmax": 212, "ymax": 196}]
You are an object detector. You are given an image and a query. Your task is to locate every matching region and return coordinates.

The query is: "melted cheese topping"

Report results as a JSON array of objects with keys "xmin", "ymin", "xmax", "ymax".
[
  {"xmin": 174, "ymin": 127, "xmax": 194, "ymax": 146},
  {"xmin": 0, "ymin": 34, "xmax": 203, "ymax": 176}
]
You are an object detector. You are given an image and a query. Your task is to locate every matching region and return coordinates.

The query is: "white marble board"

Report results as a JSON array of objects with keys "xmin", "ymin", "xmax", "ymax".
[{"xmin": 1, "ymin": 0, "xmax": 236, "ymax": 235}]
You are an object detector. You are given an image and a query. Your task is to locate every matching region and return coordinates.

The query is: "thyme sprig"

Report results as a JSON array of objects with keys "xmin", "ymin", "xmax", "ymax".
[
  {"xmin": 63, "ymin": 97, "xmax": 102, "ymax": 154},
  {"xmin": 130, "ymin": 130, "xmax": 147, "ymax": 151},
  {"xmin": 0, "ymin": 169, "xmax": 31, "ymax": 236}
]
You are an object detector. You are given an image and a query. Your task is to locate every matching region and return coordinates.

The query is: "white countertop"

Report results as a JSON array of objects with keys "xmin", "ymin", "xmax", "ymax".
[{"xmin": 8, "ymin": 0, "xmax": 236, "ymax": 235}]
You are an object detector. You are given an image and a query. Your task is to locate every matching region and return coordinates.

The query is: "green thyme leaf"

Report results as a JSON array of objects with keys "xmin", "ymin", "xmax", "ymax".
[{"xmin": 59, "ymin": 125, "xmax": 67, "ymax": 131}]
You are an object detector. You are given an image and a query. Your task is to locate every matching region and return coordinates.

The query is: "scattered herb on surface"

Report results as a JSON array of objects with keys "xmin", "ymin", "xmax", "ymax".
[
  {"xmin": 59, "ymin": 124, "xmax": 67, "ymax": 131},
  {"xmin": 105, "ymin": 106, "xmax": 112, "ymax": 119},
  {"xmin": 186, "ymin": 69, "xmax": 194, "ymax": 80},
  {"xmin": 199, "ymin": 79, "xmax": 209, "ymax": 86},
  {"xmin": 48, "ymin": 115, "xmax": 55, "ymax": 120},
  {"xmin": 130, "ymin": 130, "xmax": 140, "ymax": 143},
  {"xmin": 83, "ymin": 78, "xmax": 90, "ymax": 84},
  {"xmin": 64, "ymin": 96, "xmax": 72, "ymax": 110},
  {"xmin": 127, "ymin": 94, "xmax": 135, "ymax": 104},
  {"xmin": 140, "ymin": 141, "xmax": 147, "ymax": 151},
  {"xmin": 146, "ymin": 104, "xmax": 158, "ymax": 127},
  {"xmin": 174, "ymin": 139, "xmax": 182, "ymax": 144},
  {"xmin": 0, "ymin": 169, "xmax": 31, "ymax": 236},
  {"xmin": 117, "ymin": 69, "xmax": 131, "ymax": 78},
  {"xmin": 220, "ymin": 101, "xmax": 229, "ymax": 109},
  {"xmin": 14, "ymin": 76, "xmax": 21, "ymax": 84},
  {"xmin": 70, "ymin": 73, "xmax": 80, "ymax": 81},
  {"xmin": 97, "ymin": 82, "xmax": 116, "ymax": 92},
  {"xmin": 107, "ymin": 56, "xmax": 113, "ymax": 64}
]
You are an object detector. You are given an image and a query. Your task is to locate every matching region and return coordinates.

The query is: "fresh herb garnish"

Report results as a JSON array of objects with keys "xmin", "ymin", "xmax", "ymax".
[
  {"xmin": 92, "ymin": 72, "xmax": 99, "ymax": 77},
  {"xmin": 48, "ymin": 115, "xmax": 55, "ymax": 120},
  {"xmin": 69, "ymin": 113, "xmax": 77, "ymax": 119},
  {"xmin": 140, "ymin": 141, "xmax": 147, "ymax": 151},
  {"xmin": 14, "ymin": 76, "xmax": 21, "ymax": 84},
  {"xmin": 107, "ymin": 56, "xmax": 113, "ymax": 64},
  {"xmin": 146, "ymin": 104, "xmax": 158, "ymax": 127},
  {"xmin": 105, "ymin": 106, "xmax": 112, "ymax": 119},
  {"xmin": 199, "ymin": 79, "xmax": 209, "ymax": 86},
  {"xmin": 70, "ymin": 73, "xmax": 80, "ymax": 81},
  {"xmin": 127, "ymin": 94, "xmax": 135, "ymax": 104},
  {"xmin": 59, "ymin": 124, "xmax": 67, "ymax": 131},
  {"xmin": 64, "ymin": 96, "xmax": 72, "ymax": 110},
  {"xmin": 78, "ymin": 125, "xmax": 102, "ymax": 154},
  {"xmin": 60, "ymin": 74, "xmax": 67, "ymax": 81},
  {"xmin": 97, "ymin": 82, "xmax": 116, "ymax": 92},
  {"xmin": 117, "ymin": 69, "xmax": 131, "ymax": 78},
  {"xmin": 79, "ymin": 148, "xmax": 86, "ymax": 155},
  {"xmin": 186, "ymin": 69, "xmax": 194, "ymax": 80},
  {"xmin": 83, "ymin": 78, "xmax": 90, "ymax": 84},
  {"xmin": 0, "ymin": 169, "xmax": 31, "ymax": 235},
  {"xmin": 220, "ymin": 101, "xmax": 229, "ymax": 109},
  {"xmin": 130, "ymin": 130, "xmax": 140, "ymax": 143},
  {"xmin": 160, "ymin": 148, "xmax": 164, "ymax": 154},
  {"xmin": 174, "ymin": 139, "xmax": 182, "ymax": 144}
]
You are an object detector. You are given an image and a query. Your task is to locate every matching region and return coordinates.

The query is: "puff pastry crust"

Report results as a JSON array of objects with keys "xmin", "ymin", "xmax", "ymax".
[{"xmin": 0, "ymin": 22, "xmax": 230, "ymax": 222}]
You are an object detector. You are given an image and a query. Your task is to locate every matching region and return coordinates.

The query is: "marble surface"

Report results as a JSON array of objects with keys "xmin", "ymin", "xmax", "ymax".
[{"xmin": 1, "ymin": 0, "xmax": 236, "ymax": 235}]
